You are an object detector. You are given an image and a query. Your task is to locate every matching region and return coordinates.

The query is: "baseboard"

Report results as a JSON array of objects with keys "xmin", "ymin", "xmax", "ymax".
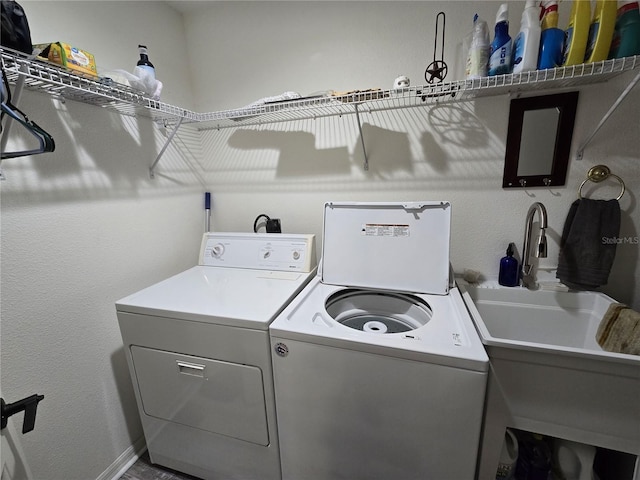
[{"xmin": 96, "ymin": 436, "xmax": 146, "ymax": 480}]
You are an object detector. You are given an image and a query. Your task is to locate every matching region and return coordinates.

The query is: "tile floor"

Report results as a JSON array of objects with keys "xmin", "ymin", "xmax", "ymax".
[{"xmin": 119, "ymin": 452, "xmax": 201, "ymax": 480}]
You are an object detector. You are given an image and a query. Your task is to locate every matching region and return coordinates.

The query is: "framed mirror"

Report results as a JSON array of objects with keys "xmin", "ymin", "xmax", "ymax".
[{"xmin": 502, "ymin": 91, "xmax": 579, "ymax": 188}]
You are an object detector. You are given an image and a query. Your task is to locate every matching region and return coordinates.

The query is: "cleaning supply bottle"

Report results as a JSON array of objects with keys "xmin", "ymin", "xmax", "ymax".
[
  {"xmin": 538, "ymin": 0, "xmax": 565, "ymax": 69},
  {"xmin": 499, "ymin": 243, "xmax": 520, "ymax": 287},
  {"xmin": 609, "ymin": 0, "xmax": 640, "ymax": 58},
  {"xmin": 466, "ymin": 14, "xmax": 491, "ymax": 79},
  {"xmin": 489, "ymin": 3, "xmax": 513, "ymax": 76},
  {"xmin": 512, "ymin": 0, "xmax": 541, "ymax": 73},
  {"xmin": 135, "ymin": 44, "xmax": 155, "ymax": 79},
  {"xmin": 584, "ymin": 0, "xmax": 617, "ymax": 62},
  {"xmin": 563, "ymin": 0, "xmax": 591, "ymax": 66}
]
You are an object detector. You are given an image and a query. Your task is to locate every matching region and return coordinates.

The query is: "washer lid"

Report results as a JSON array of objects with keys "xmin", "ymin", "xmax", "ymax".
[{"xmin": 321, "ymin": 202, "xmax": 451, "ymax": 295}]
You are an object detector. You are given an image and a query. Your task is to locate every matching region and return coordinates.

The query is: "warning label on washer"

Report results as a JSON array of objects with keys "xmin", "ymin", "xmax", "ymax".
[{"xmin": 362, "ymin": 224, "xmax": 410, "ymax": 237}]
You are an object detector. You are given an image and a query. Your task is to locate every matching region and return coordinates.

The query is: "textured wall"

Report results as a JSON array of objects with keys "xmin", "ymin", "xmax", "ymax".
[
  {"xmin": 1, "ymin": 2, "xmax": 203, "ymax": 479},
  {"xmin": 182, "ymin": 1, "xmax": 639, "ymax": 306},
  {"xmin": 1, "ymin": 2, "xmax": 638, "ymax": 480}
]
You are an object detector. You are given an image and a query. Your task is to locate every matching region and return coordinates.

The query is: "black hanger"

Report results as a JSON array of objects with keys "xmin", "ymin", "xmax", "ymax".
[{"xmin": 1, "ymin": 68, "xmax": 55, "ymax": 159}]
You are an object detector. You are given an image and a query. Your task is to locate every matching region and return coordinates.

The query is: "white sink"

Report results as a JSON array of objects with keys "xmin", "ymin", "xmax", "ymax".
[
  {"xmin": 460, "ymin": 283, "xmax": 640, "ymax": 479},
  {"xmin": 460, "ymin": 283, "xmax": 638, "ymax": 364}
]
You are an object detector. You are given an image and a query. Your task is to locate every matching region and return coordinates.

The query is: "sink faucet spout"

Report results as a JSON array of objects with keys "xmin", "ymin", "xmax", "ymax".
[{"xmin": 522, "ymin": 202, "xmax": 548, "ymax": 289}]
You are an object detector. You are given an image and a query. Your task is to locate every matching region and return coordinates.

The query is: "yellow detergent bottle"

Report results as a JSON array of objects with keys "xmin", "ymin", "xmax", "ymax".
[
  {"xmin": 584, "ymin": 0, "xmax": 618, "ymax": 62},
  {"xmin": 563, "ymin": 0, "xmax": 591, "ymax": 65}
]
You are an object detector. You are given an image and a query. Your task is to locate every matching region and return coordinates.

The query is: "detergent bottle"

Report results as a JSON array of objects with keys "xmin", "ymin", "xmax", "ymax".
[
  {"xmin": 466, "ymin": 14, "xmax": 491, "ymax": 78},
  {"xmin": 538, "ymin": 0, "xmax": 565, "ymax": 69},
  {"xmin": 563, "ymin": 0, "xmax": 591, "ymax": 65},
  {"xmin": 609, "ymin": 0, "xmax": 640, "ymax": 58},
  {"xmin": 512, "ymin": 0, "xmax": 541, "ymax": 73},
  {"xmin": 489, "ymin": 3, "xmax": 513, "ymax": 75},
  {"xmin": 584, "ymin": 0, "xmax": 617, "ymax": 62}
]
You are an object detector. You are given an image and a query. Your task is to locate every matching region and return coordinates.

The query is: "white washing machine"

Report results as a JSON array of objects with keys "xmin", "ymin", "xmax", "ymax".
[
  {"xmin": 269, "ymin": 202, "xmax": 489, "ymax": 480},
  {"xmin": 116, "ymin": 232, "xmax": 316, "ymax": 480}
]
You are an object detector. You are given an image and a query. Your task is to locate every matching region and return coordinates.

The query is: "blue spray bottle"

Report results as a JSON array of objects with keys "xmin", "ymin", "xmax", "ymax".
[{"xmin": 489, "ymin": 3, "xmax": 513, "ymax": 76}]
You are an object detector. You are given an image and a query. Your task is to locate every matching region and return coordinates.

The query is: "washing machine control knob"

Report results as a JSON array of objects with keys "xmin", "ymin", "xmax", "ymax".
[
  {"xmin": 211, "ymin": 243, "xmax": 225, "ymax": 258},
  {"xmin": 274, "ymin": 343, "xmax": 289, "ymax": 357},
  {"xmin": 292, "ymin": 251, "xmax": 300, "ymax": 260}
]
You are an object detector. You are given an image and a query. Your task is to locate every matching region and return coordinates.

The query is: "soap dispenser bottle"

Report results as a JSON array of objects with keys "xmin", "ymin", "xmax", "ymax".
[{"xmin": 499, "ymin": 243, "xmax": 520, "ymax": 287}]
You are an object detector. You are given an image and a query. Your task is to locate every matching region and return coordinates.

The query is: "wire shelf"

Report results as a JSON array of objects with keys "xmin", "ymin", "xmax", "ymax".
[
  {"xmin": 197, "ymin": 55, "xmax": 639, "ymax": 130},
  {"xmin": 2, "ymin": 47, "xmax": 638, "ymax": 130},
  {"xmin": 1, "ymin": 48, "xmax": 199, "ymax": 123}
]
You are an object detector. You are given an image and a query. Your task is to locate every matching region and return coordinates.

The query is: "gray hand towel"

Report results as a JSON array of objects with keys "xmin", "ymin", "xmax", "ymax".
[{"xmin": 556, "ymin": 198, "xmax": 621, "ymax": 289}]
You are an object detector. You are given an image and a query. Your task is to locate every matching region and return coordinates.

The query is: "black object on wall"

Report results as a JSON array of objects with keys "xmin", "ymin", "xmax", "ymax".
[{"xmin": 1, "ymin": 394, "xmax": 44, "ymax": 434}]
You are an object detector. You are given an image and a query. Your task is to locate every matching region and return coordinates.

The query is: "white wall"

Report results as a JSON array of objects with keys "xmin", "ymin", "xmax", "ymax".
[
  {"xmin": 183, "ymin": 1, "xmax": 639, "ymax": 306},
  {"xmin": 0, "ymin": 2, "xmax": 638, "ymax": 480},
  {"xmin": 1, "ymin": 2, "xmax": 203, "ymax": 479}
]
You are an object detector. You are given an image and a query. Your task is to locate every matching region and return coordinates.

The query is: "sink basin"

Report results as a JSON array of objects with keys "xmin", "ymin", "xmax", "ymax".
[
  {"xmin": 460, "ymin": 282, "xmax": 640, "ymax": 479},
  {"xmin": 460, "ymin": 283, "xmax": 638, "ymax": 364}
]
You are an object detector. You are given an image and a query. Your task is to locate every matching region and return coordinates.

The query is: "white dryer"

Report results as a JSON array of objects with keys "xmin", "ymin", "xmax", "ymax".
[
  {"xmin": 116, "ymin": 232, "xmax": 316, "ymax": 480},
  {"xmin": 269, "ymin": 202, "xmax": 488, "ymax": 480}
]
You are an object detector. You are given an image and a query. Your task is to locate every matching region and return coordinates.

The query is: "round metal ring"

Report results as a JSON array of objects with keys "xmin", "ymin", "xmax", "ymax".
[{"xmin": 577, "ymin": 165, "xmax": 625, "ymax": 200}]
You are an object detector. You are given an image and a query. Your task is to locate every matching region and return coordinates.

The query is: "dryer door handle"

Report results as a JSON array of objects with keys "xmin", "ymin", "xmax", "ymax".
[{"xmin": 176, "ymin": 361, "xmax": 206, "ymax": 378}]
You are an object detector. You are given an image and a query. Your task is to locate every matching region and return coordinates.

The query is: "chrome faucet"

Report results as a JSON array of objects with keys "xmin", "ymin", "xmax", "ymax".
[{"xmin": 521, "ymin": 202, "xmax": 548, "ymax": 289}]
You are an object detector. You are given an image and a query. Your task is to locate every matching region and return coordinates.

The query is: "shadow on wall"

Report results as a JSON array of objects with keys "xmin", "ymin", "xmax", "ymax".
[
  {"xmin": 427, "ymin": 103, "xmax": 491, "ymax": 150},
  {"xmin": 227, "ymin": 124, "xmax": 415, "ymax": 177},
  {"xmin": 225, "ymin": 102, "xmax": 498, "ymax": 180},
  {"xmin": 1, "ymin": 95, "xmax": 205, "ymax": 205},
  {"xmin": 200, "ymin": 99, "xmax": 507, "ymax": 193},
  {"xmin": 1, "ymin": 422, "xmax": 33, "ymax": 480},
  {"xmin": 228, "ymin": 129, "xmax": 351, "ymax": 177},
  {"xmin": 358, "ymin": 124, "xmax": 413, "ymax": 177}
]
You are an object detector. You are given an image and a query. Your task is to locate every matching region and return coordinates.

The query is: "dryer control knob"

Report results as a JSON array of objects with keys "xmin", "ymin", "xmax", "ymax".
[
  {"xmin": 211, "ymin": 243, "xmax": 225, "ymax": 258},
  {"xmin": 292, "ymin": 251, "xmax": 300, "ymax": 260}
]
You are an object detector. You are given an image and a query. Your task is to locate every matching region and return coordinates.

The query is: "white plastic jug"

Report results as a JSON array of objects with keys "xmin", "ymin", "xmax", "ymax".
[
  {"xmin": 554, "ymin": 439, "xmax": 596, "ymax": 480},
  {"xmin": 496, "ymin": 428, "xmax": 518, "ymax": 479}
]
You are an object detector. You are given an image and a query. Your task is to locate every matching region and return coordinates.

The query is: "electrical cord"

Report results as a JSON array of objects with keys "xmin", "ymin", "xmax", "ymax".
[{"xmin": 253, "ymin": 214, "xmax": 271, "ymax": 233}]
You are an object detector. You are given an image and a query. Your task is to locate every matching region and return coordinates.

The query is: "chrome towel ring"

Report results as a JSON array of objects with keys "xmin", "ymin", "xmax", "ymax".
[{"xmin": 578, "ymin": 165, "xmax": 626, "ymax": 200}]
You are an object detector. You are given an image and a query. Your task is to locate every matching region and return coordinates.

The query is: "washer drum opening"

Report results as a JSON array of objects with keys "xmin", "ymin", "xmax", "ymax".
[{"xmin": 325, "ymin": 289, "xmax": 432, "ymax": 333}]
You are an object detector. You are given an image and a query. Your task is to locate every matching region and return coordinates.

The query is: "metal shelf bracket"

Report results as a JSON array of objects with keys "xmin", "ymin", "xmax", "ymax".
[
  {"xmin": 354, "ymin": 103, "xmax": 369, "ymax": 171},
  {"xmin": 149, "ymin": 115, "xmax": 185, "ymax": 179},
  {"xmin": 576, "ymin": 69, "xmax": 640, "ymax": 160}
]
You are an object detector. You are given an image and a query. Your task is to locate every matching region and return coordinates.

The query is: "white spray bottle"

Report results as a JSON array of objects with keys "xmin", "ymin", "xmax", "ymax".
[{"xmin": 512, "ymin": 0, "xmax": 542, "ymax": 73}]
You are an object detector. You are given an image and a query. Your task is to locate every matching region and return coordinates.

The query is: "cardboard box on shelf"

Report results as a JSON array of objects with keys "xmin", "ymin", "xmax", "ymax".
[{"xmin": 35, "ymin": 42, "xmax": 97, "ymax": 77}]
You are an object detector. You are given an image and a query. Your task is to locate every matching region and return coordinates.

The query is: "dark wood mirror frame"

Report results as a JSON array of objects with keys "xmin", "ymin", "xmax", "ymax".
[{"xmin": 502, "ymin": 91, "xmax": 579, "ymax": 188}]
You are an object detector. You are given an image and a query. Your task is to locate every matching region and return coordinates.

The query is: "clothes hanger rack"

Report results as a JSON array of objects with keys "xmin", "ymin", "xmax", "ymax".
[{"xmin": 1, "ymin": 67, "xmax": 55, "ymax": 160}]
